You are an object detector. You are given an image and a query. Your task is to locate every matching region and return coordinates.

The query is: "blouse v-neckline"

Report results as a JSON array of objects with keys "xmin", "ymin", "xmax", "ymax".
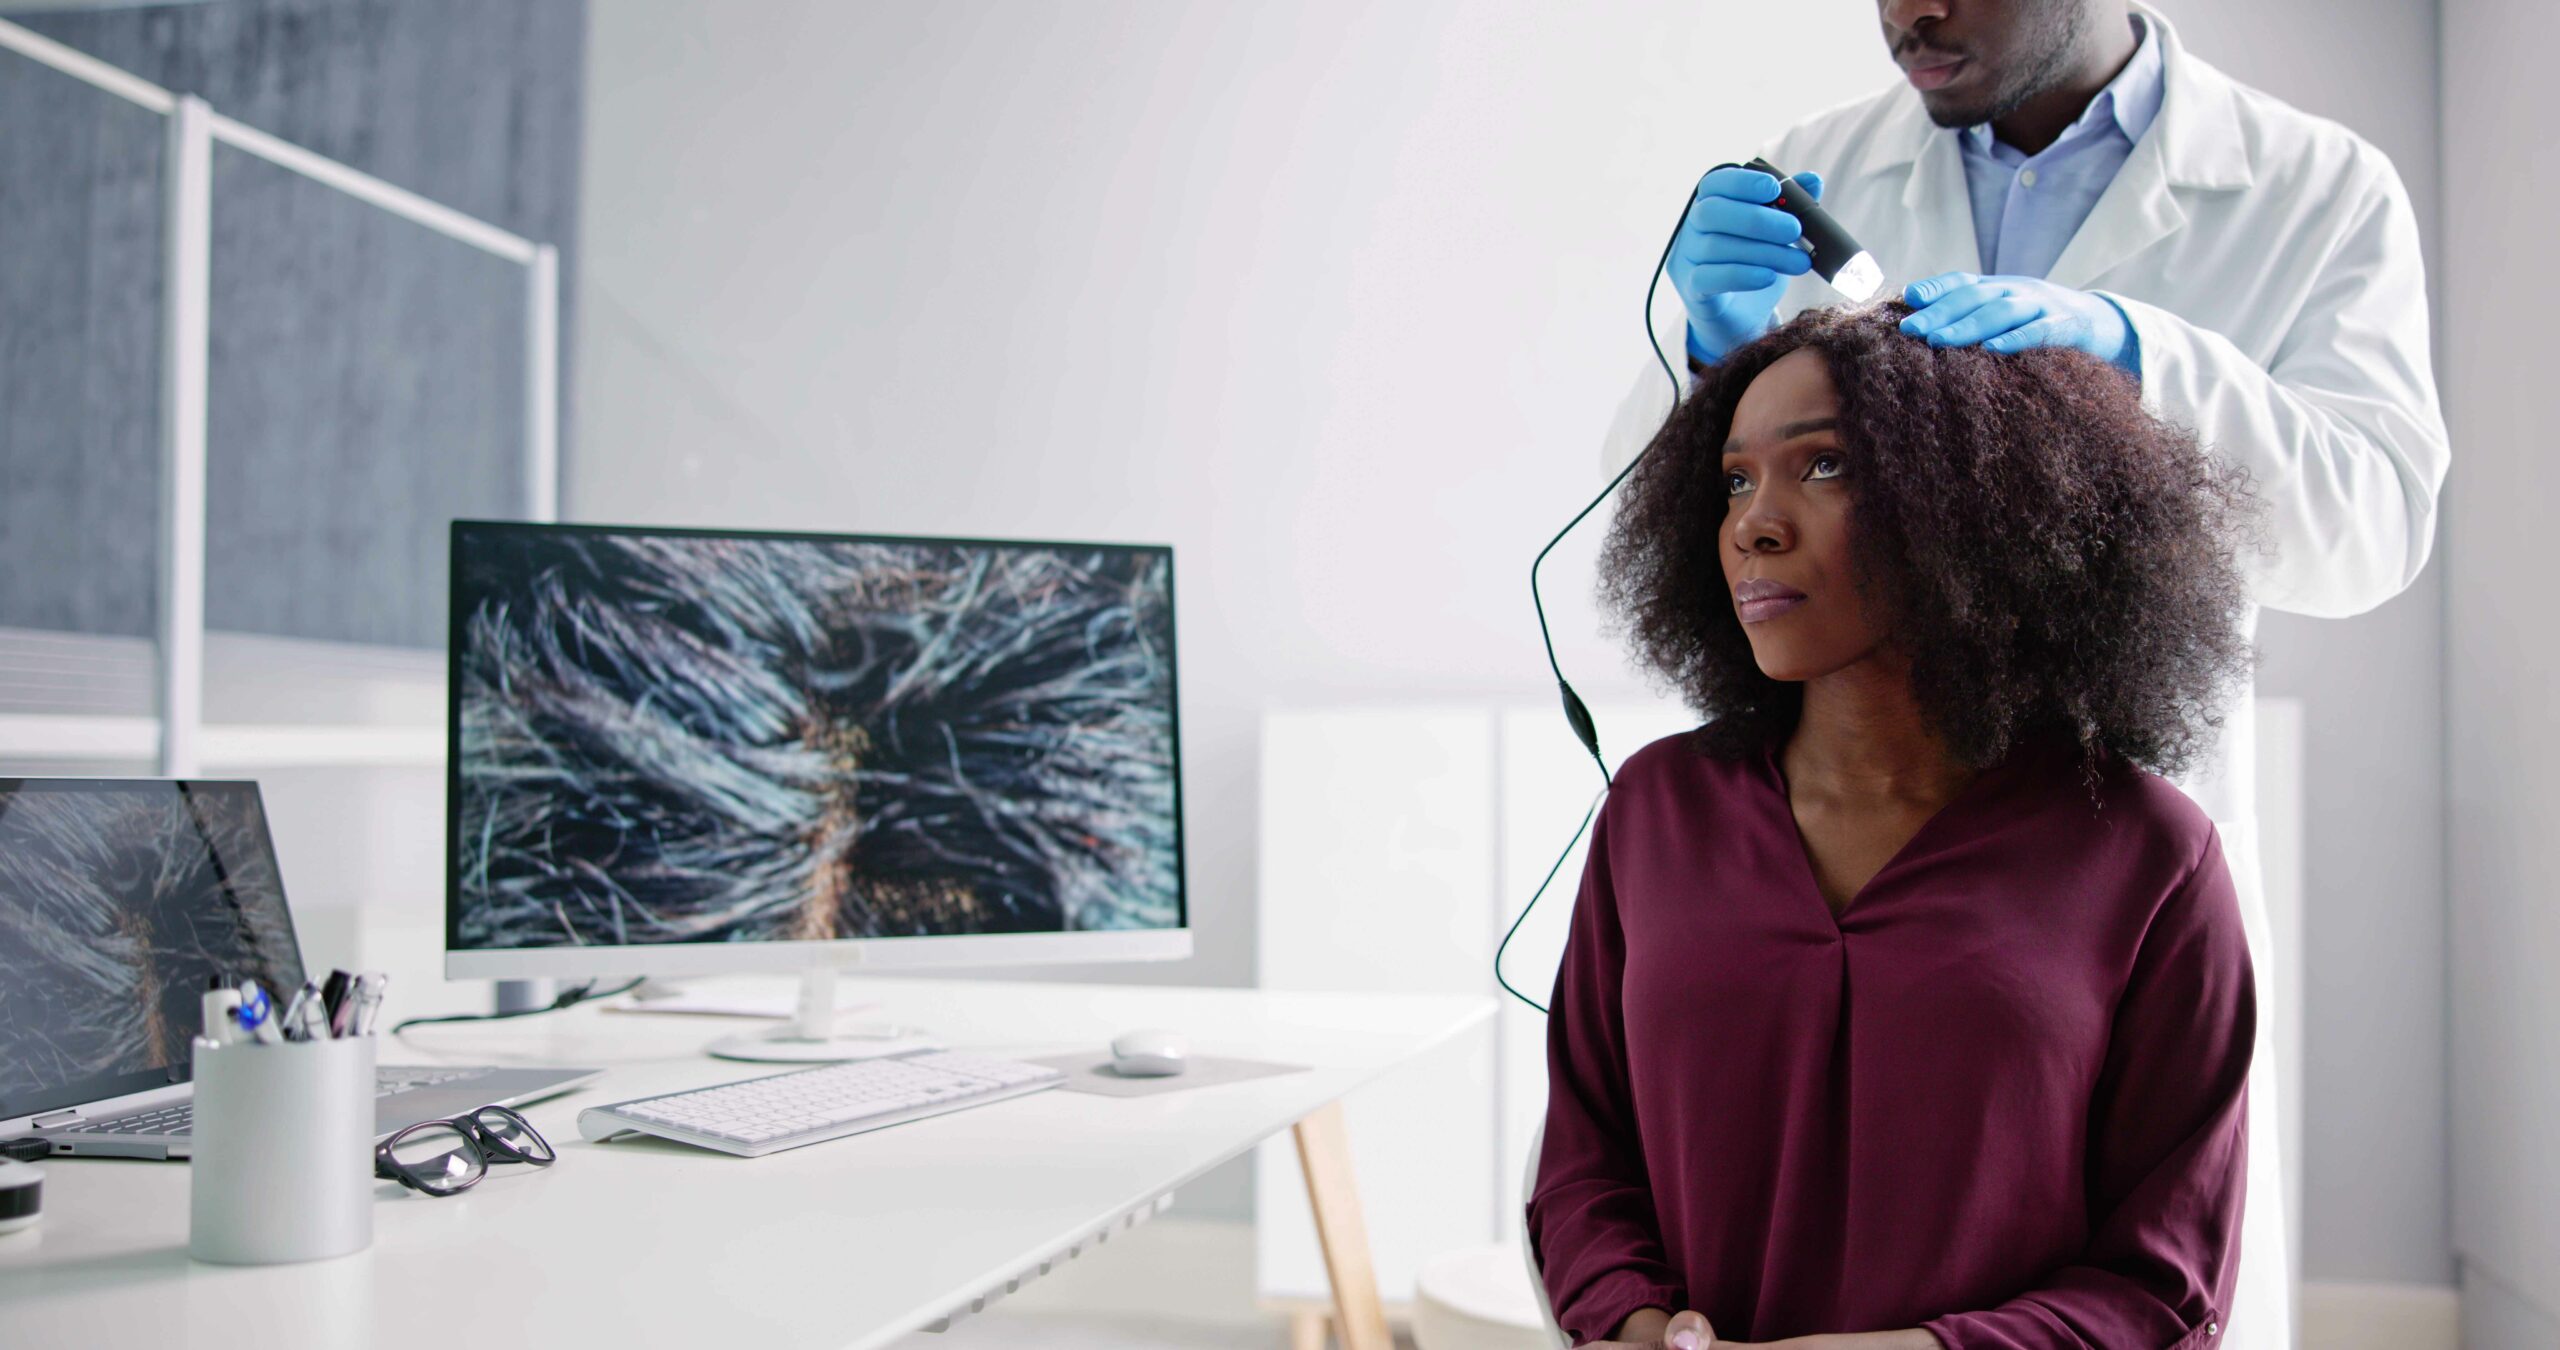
[{"xmin": 1760, "ymin": 743, "xmax": 2014, "ymax": 926}]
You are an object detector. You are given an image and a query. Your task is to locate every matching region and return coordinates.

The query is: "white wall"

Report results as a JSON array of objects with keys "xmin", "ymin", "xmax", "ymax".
[
  {"xmin": 573, "ymin": 0, "xmax": 2453, "ymax": 1273},
  {"xmin": 2440, "ymin": 0, "xmax": 2560, "ymax": 1338},
  {"xmin": 572, "ymin": 0, "xmax": 1882, "ymax": 1016}
]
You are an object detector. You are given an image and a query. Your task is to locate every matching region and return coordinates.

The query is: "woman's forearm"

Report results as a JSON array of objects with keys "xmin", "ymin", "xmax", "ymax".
[{"xmin": 1614, "ymin": 1307, "xmax": 1674, "ymax": 1342}]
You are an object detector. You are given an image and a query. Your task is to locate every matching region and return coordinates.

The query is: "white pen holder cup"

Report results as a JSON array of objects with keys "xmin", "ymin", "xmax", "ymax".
[{"xmin": 188, "ymin": 1034, "xmax": 375, "ymax": 1265}]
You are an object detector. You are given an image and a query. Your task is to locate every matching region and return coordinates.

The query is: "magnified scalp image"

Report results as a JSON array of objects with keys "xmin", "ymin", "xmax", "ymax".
[
  {"xmin": 0, "ymin": 783, "xmax": 301, "ymax": 1102},
  {"xmin": 452, "ymin": 530, "xmax": 1182, "ymax": 949}
]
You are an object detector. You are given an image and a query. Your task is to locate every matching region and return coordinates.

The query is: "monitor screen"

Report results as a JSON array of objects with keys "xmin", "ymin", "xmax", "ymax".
[
  {"xmin": 446, "ymin": 522, "xmax": 1185, "ymax": 962},
  {"xmin": 0, "ymin": 780, "xmax": 304, "ymax": 1121}
]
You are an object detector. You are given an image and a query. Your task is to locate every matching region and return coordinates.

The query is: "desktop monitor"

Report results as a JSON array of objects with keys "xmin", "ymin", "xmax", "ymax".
[{"xmin": 444, "ymin": 521, "xmax": 1190, "ymax": 1003}]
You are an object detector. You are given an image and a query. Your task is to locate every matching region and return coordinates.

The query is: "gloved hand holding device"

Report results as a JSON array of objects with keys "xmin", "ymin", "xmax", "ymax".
[
  {"xmin": 1670, "ymin": 165, "xmax": 1826, "ymax": 364},
  {"xmin": 1899, "ymin": 271, "xmax": 2141, "ymax": 375}
]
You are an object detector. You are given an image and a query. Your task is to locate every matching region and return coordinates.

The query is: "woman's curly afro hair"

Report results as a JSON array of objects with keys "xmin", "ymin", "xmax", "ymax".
[{"xmin": 1600, "ymin": 301, "xmax": 2259, "ymax": 776}]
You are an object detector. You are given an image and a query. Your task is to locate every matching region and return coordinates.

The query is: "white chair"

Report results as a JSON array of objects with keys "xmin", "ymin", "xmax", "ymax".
[
  {"xmin": 1521, "ymin": 1122, "xmax": 1568, "ymax": 1344},
  {"xmin": 1408, "ymin": 1123, "xmax": 1568, "ymax": 1350}
]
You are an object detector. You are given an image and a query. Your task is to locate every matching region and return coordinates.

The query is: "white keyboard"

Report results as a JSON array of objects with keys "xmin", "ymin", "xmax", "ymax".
[{"xmin": 577, "ymin": 1051, "xmax": 1065, "ymax": 1157}]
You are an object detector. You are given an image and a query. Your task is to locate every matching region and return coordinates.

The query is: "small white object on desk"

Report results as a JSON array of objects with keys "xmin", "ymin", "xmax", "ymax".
[{"xmin": 1109, "ymin": 1028, "xmax": 1190, "ymax": 1077}]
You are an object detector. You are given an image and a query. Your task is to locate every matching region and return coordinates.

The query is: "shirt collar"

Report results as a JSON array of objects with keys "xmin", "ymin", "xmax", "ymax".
[
  {"xmin": 1961, "ymin": 12, "xmax": 2164, "ymax": 157},
  {"xmin": 1854, "ymin": 5, "xmax": 2251, "ymax": 193}
]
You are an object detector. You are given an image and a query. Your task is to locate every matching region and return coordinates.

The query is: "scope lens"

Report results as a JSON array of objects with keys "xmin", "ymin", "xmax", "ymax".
[{"xmin": 1829, "ymin": 252, "xmax": 1884, "ymax": 303}]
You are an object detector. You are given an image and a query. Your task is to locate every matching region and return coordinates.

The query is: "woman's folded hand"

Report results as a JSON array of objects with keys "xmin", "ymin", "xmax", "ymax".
[
  {"xmin": 1597, "ymin": 1312, "xmax": 1942, "ymax": 1350},
  {"xmin": 1602, "ymin": 1307, "xmax": 1738, "ymax": 1349}
]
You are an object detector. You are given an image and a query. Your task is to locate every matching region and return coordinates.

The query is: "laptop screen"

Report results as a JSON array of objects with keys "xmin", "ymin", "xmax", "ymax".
[{"xmin": 0, "ymin": 780, "xmax": 305, "ymax": 1122}]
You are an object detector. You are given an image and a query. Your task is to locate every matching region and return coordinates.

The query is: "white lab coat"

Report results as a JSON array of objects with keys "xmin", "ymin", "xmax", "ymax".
[{"xmin": 1599, "ymin": 8, "xmax": 2450, "ymax": 1348}]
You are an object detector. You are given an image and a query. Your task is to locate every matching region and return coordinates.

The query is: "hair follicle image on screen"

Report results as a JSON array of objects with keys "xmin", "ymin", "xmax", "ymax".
[
  {"xmin": 0, "ymin": 781, "xmax": 302, "ymax": 1108},
  {"xmin": 449, "ymin": 525, "xmax": 1183, "ymax": 955}
]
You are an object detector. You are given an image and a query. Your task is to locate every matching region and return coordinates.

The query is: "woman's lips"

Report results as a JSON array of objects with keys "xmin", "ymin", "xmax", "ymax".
[
  {"xmin": 1734, "ymin": 579, "xmax": 1808, "ymax": 624},
  {"xmin": 1904, "ymin": 56, "xmax": 1965, "ymax": 91}
]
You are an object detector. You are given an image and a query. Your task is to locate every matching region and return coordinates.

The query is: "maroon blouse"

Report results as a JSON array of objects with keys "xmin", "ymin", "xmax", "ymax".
[{"xmin": 1528, "ymin": 732, "xmax": 2251, "ymax": 1348}]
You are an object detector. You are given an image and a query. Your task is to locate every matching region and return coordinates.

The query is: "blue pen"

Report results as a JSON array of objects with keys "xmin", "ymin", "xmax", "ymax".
[{"xmin": 236, "ymin": 980, "xmax": 282, "ymax": 1046}]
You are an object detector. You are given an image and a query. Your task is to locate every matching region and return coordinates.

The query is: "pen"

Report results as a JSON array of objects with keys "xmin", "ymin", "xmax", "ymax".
[
  {"xmin": 352, "ymin": 972, "xmax": 388, "ymax": 1036},
  {"xmin": 279, "ymin": 982, "xmax": 311, "ymax": 1042},
  {"xmin": 321, "ymin": 969, "xmax": 356, "ymax": 1038},
  {"xmin": 285, "ymin": 981, "xmax": 331, "ymax": 1042},
  {"xmin": 236, "ymin": 981, "xmax": 282, "ymax": 1045},
  {"xmin": 200, "ymin": 977, "xmax": 242, "ymax": 1048}
]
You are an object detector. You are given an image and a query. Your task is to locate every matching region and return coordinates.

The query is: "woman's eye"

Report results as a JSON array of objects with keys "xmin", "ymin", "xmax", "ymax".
[
  {"xmin": 1725, "ymin": 471, "xmax": 1752, "ymax": 497},
  {"xmin": 1806, "ymin": 452, "xmax": 1844, "ymax": 481}
]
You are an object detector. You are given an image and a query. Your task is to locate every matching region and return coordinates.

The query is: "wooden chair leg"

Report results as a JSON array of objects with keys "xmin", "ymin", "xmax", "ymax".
[
  {"xmin": 1288, "ymin": 1306, "xmax": 1332, "ymax": 1350},
  {"xmin": 1293, "ymin": 1101, "xmax": 1393, "ymax": 1350}
]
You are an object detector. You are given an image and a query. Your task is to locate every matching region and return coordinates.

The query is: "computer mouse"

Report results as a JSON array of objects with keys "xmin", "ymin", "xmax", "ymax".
[{"xmin": 1109, "ymin": 1029, "xmax": 1190, "ymax": 1077}]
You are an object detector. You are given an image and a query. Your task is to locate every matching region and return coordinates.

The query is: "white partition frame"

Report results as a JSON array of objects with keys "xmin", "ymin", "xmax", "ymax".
[{"xmin": 0, "ymin": 16, "xmax": 561, "ymax": 776}]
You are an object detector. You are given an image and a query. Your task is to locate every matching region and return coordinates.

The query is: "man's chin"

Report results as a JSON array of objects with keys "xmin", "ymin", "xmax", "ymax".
[{"xmin": 1919, "ymin": 91, "xmax": 1997, "ymax": 128}]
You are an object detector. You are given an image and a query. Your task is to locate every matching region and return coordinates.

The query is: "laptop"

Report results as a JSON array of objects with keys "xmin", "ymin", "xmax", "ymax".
[{"xmin": 0, "ymin": 778, "xmax": 599, "ymax": 1160}]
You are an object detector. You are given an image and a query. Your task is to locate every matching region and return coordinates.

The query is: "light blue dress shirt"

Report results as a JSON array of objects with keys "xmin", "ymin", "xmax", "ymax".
[{"xmin": 1957, "ymin": 16, "xmax": 2164, "ymax": 279}]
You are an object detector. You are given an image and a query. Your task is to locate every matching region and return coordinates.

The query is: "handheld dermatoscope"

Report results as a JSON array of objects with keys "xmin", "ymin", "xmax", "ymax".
[
  {"xmin": 1743, "ymin": 158, "xmax": 1884, "ymax": 304},
  {"xmin": 1500, "ymin": 161, "xmax": 1881, "ymax": 1014}
]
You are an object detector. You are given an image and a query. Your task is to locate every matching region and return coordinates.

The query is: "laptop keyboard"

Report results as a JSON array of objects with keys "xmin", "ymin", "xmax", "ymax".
[
  {"xmin": 374, "ymin": 1067, "xmax": 483, "ymax": 1095},
  {"xmin": 81, "ymin": 1067, "xmax": 489, "ymax": 1135},
  {"xmin": 84, "ymin": 1104, "xmax": 194, "ymax": 1136}
]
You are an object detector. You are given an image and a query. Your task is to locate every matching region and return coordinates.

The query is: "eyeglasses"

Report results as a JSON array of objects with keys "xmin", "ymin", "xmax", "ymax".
[{"xmin": 375, "ymin": 1105, "xmax": 556, "ymax": 1197}]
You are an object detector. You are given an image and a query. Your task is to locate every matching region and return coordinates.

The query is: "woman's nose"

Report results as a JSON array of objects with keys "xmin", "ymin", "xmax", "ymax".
[{"xmin": 1733, "ymin": 497, "xmax": 1794, "ymax": 554}]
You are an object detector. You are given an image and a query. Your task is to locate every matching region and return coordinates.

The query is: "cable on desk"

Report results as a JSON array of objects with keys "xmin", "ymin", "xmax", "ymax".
[{"xmin": 390, "ymin": 977, "xmax": 643, "ymax": 1037}]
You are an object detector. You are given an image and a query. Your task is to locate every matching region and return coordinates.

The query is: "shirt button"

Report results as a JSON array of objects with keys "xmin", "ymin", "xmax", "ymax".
[
  {"xmin": 2019, "ymin": 168, "xmax": 2039, "ymax": 188},
  {"xmin": 2206, "ymin": 1322, "xmax": 2219, "ymax": 1336}
]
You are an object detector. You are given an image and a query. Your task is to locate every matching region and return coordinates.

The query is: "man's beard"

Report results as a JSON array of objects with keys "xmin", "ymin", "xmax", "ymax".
[{"xmin": 1918, "ymin": 2, "xmax": 2093, "ymax": 130}]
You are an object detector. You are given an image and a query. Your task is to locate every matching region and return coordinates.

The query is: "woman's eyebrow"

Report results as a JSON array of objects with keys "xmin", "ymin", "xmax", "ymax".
[{"xmin": 1721, "ymin": 417, "xmax": 1840, "ymax": 457}]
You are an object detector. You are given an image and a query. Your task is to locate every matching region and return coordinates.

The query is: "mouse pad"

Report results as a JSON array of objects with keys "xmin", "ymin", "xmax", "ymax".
[{"xmin": 1026, "ymin": 1052, "xmax": 1309, "ymax": 1097}]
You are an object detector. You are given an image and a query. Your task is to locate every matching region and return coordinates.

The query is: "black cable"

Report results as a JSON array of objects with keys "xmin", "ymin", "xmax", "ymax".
[
  {"xmin": 1492, "ymin": 790, "xmax": 1603, "ymax": 1015},
  {"xmin": 0, "ymin": 1137, "xmax": 49, "ymax": 1163},
  {"xmin": 390, "ymin": 977, "xmax": 644, "ymax": 1037},
  {"xmin": 1496, "ymin": 185, "xmax": 1699, "ymax": 1017}
]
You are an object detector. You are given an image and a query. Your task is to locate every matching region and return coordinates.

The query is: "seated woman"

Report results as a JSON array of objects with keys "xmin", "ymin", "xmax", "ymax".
[{"xmin": 1530, "ymin": 302, "xmax": 2258, "ymax": 1350}]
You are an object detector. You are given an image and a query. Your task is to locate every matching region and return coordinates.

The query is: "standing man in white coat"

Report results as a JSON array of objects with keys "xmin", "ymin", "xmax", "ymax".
[{"xmin": 1597, "ymin": 2, "xmax": 2449, "ymax": 1347}]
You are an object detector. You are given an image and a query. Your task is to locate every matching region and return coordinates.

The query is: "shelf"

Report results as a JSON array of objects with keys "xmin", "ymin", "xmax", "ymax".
[{"xmin": 0, "ymin": 713, "xmax": 442, "ymax": 768}]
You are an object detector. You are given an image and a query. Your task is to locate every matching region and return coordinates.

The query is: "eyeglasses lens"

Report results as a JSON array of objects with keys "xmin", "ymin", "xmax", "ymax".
[
  {"xmin": 387, "ymin": 1122, "xmax": 484, "ymax": 1192},
  {"xmin": 473, "ymin": 1107, "xmax": 555, "ymax": 1164}
]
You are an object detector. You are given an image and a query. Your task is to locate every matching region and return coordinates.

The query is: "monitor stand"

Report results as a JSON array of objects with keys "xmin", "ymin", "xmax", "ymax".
[{"xmin": 705, "ymin": 968, "xmax": 943, "ymax": 1063}]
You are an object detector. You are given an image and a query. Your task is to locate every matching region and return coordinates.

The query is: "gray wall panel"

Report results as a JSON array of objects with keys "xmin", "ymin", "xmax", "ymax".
[
  {"xmin": 0, "ymin": 0, "xmax": 585, "ymax": 649},
  {"xmin": 0, "ymin": 62, "xmax": 166, "ymax": 638}
]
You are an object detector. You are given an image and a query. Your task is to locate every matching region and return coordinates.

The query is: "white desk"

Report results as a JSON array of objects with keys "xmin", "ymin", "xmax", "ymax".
[{"xmin": 0, "ymin": 976, "xmax": 1493, "ymax": 1350}]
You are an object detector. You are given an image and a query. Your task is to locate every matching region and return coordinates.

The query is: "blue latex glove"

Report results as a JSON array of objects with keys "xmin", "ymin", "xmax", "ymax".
[
  {"xmin": 1671, "ymin": 166, "xmax": 1825, "ymax": 365},
  {"xmin": 1899, "ymin": 272, "xmax": 2140, "ymax": 375}
]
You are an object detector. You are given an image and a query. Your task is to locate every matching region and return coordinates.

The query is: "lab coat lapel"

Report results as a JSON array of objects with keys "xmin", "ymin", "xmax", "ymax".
[
  {"xmin": 2045, "ymin": 6, "xmax": 2248, "ymax": 291},
  {"xmin": 2043, "ymin": 132, "xmax": 2182, "ymax": 291},
  {"xmin": 1897, "ymin": 114, "xmax": 1982, "ymax": 281}
]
